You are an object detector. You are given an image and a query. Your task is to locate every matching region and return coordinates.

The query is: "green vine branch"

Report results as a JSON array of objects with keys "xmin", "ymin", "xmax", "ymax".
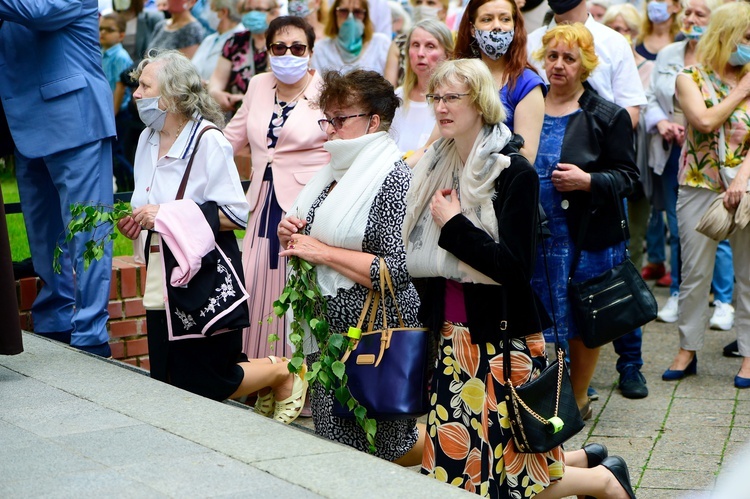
[
  {"xmin": 273, "ymin": 256, "xmax": 378, "ymax": 453},
  {"xmin": 53, "ymin": 201, "xmax": 132, "ymax": 274}
]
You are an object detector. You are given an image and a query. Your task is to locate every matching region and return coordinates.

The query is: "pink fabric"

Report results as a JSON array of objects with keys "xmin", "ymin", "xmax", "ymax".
[
  {"xmin": 222, "ymin": 71, "xmax": 330, "ymax": 212},
  {"xmin": 444, "ymin": 279, "xmax": 468, "ymax": 324},
  {"xmin": 154, "ymin": 199, "xmax": 215, "ymax": 287}
]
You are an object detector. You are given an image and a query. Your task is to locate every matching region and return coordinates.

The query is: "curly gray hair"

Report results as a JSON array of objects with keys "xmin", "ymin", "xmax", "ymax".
[{"xmin": 130, "ymin": 50, "xmax": 226, "ymax": 127}]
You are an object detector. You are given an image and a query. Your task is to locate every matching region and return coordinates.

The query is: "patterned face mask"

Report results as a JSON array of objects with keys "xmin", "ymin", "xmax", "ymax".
[{"xmin": 473, "ymin": 28, "xmax": 514, "ymax": 60}]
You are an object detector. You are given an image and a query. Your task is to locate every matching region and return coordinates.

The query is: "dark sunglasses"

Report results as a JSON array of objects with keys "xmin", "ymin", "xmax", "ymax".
[
  {"xmin": 269, "ymin": 42, "xmax": 308, "ymax": 57},
  {"xmin": 335, "ymin": 7, "xmax": 366, "ymax": 18}
]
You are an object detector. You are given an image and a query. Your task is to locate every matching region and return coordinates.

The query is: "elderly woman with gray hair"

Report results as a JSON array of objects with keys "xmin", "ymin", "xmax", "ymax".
[
  {"xmin": 116, "ymin": 50, "xmax": 307, "ymax": 424},
  {"xmin": 191, "ymin": 0, "xmax": 246, "ymax": 81}
]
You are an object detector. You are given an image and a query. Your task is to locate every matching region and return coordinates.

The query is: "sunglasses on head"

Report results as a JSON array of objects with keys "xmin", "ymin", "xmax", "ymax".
[{"xmin": 269, "ymin": 42, "xmax": 308, "ymax": 57}]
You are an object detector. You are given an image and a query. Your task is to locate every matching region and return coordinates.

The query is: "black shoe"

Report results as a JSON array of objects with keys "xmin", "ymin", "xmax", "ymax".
[
  {"xmin": 74, "ymin": 342, "xmax": 112, "ymax": 358},
  {"xmin": 600, "ymin": 456, "xmax": 636, "ymax": 499},
  {"xmin": 582, "ymin": 442, "xmax": 608, "ymax": 468},
  {"xmin": 36, "ymin": 331, "xmax": 72, "ymax": 344},
  {"xmin": 724, "ymin": 340, "xmax": 741, "ymax": 358},
  {"xmin": 619, "ymin": 366, "xmax": 648, "ymax": 399}
]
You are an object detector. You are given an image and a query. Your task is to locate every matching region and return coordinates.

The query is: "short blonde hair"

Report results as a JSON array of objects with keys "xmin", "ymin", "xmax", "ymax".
[
  {"xmin": 601, "ymin": 3, "xmax": 642, "ymax": 36},
  {"xmin": 532, "ymin": 23, "xmax": 599, "ymax": 82},
  {"xmin": 697, "ymin": 2, "xmax": 750, "ymax": 79},
  {"xmin": 427, "ymin": 59, "xmax": 505, "ymax": 126}
]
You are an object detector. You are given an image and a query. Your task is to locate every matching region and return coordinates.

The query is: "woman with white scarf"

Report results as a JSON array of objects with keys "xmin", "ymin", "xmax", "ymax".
[
  {"xmin": 405, "ymin": 59, "xmax": 636, "ymax": 499},
  {"xmin": 276, "ymin": 69, "xmax": 424, "ymax": 465}
]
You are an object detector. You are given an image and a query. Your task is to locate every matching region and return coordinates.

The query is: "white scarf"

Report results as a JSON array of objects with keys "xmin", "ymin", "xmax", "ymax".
[
  {"xmin": 403, "ymin": 124, "xmax": 512, "ymax": 284},
  {"xmin": 289, "ymin": 131, "xmax": 403, "ymax": 297}
]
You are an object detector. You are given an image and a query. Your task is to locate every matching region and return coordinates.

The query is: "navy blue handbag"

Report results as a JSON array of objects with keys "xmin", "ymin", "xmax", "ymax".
[{"xmin": 332, "ymin": 259, "xmax": 432, "ymax": 420}]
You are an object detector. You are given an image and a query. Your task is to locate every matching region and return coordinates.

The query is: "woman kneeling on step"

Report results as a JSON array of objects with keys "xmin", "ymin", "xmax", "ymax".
[{"xmin": 117, "ymin": 50, "xmax": 307, "ymax": 423}]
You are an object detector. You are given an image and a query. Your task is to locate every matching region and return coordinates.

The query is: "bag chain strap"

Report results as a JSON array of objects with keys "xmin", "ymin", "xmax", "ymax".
[{"xmin": 506, "ymin": 348, "xmax": 564, "ymax": 424}]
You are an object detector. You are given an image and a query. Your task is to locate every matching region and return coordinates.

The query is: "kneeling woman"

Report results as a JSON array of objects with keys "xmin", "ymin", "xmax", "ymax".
[
  {"xmin": 405, "ymin": 58, "xmax": 636, "ymax": 498},
  {"xmin": 117, "ymin": 50, "xmax": 306, "ymax": 424}
]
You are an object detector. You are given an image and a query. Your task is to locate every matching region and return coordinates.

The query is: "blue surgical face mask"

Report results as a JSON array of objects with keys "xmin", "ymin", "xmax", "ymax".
[
  {"xmin": 647, "ymin": 1, "xmax": 671, "ymax": 24},
  {"xmin": 337, "ymin": 13, "xmax": 364, "ymax": 55},
  {"xmin": 242, "ymin": 10, "xmax": 268, "ymax": 34},
  {"xmin": 729, "ymin": 43, "xmax": 750, "ymax": 67},
  {"xmin": 680, "ymin": 24, "xmax": 705, "ymax": 41}
]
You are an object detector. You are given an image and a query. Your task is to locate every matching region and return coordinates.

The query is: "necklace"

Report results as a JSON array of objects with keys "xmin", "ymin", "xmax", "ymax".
[
  {"xmin": 175, "ymin": 118, "xmax": 189, "ymax": 137},
  {"xmin": 275, "ymin": 73, "xmax": 311, "ymax": 113}
]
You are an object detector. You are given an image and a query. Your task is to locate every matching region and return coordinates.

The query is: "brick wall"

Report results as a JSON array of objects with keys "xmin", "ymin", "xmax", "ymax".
[{"xmin": 16, "ymin": 255, "xmax": 150, "ymax": 369}]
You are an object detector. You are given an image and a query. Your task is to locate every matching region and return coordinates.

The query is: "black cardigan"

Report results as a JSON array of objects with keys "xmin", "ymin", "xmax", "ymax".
[
  {"xmin": 558, "ymin": 88, "xmax": 639, "ymax": 250},
  {"xmin": 415, "ymin": 142, "xmax": 549, "ymax": 344}
]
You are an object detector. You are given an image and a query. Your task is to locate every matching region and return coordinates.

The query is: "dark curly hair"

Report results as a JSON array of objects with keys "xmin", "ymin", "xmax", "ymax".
[
  {"xmin": 265, "ymin": 16, "xmax": 316, "ymax": 52},
  {"xmin": 316, "ymin": 70, "xmax": 401, "ymax": 131}
]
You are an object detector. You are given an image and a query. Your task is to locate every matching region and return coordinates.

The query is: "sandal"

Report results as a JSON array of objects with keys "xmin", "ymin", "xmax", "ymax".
[
  {"xmin": 254, "ymin": 356, "xmax": 281, "ymax": 417},
  {"xmin": 273, "ymin": 364, "xmax": 308, "ymax": 424}
]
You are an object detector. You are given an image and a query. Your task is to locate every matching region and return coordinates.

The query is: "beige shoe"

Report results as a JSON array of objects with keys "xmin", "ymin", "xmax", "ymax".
[
  {"xmin": 273, "ymin": 365, "xmax": 308, "ymax": 424},
  {"xmin": 254, "ymin": 356, "xmax": 281, "ymax": 417}
]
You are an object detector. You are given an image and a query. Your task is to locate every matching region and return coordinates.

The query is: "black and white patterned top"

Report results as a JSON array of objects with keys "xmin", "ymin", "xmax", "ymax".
[{"xmin": 303, "ymin": 159, "xmax": 422, "ymax": 460}]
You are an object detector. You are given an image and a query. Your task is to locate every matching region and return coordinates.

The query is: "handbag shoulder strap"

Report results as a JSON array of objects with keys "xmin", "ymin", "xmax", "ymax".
[
  {"xmin": 568, "ymin": 172, "xmax": 629, "ymax": 280},
  {"xmin": 175, "ymin": 125, "xmax": 222, "ymax": 201}
]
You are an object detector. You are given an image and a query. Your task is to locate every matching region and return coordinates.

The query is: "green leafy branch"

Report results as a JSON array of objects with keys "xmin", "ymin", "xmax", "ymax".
[
  {"xmin": 53, "ymin": 201, "xmax": 132, "ymax": 274},
  {"xmin": 273, "ymin": 256, "xmax": 377, "ymax": 453}
]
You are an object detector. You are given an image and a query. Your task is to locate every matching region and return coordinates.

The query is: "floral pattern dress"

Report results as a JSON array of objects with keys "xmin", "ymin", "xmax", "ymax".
[
  {"xmin": 678, "ymin": 65, "xmax": 750, "ymax": 192},
  {"xmin": 221, "ymin": 31, "xmax": 268, "ymax": 96},
  {"xmin": 422, "ymin": 322, "xmax": 565, "ymax": 498}
]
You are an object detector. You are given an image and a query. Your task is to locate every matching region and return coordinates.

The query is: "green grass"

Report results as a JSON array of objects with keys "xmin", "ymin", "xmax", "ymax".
[{"xmin": 1, "ymin": 167, "xmax": 133, "ymax": 262}]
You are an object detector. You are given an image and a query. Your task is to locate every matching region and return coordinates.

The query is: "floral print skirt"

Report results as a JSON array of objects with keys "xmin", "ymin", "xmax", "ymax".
[{"xmin": 421, "ymin": 322, "xmax": 565, "ymax": 498}]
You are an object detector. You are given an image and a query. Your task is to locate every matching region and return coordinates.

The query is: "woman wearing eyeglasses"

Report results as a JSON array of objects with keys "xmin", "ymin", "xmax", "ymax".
[
  {"xmin": 310, "ymin": 0, "xmax": 391, "ymax": 75},
  {"xmin": 405, "ymin": 56, "xmax": 637, "ymax": 499},
  {"xmin": 276, "ymin": 69, "xmax": 425, "ymax": 465},
  {"xmin": 224, "ymin": 16, "xmax": 330, "ymax": 364}
]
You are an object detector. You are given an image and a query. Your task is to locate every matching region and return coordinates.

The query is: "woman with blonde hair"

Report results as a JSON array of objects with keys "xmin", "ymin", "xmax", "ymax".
[
  {"xmin": 310, "ymin": 0, "xmax": 391, "ymax": 74},
  {"xmin": 390, "ymin": 19, "xmax": 454, "ymax": 154},
  {"xmin": 662, "ymin": 2, "xmax": 750, "ymax": 387},
  {"xmin": 407, "ymin": 57, "xmax": 636, "ymax": 498},
  {"xmin": 529, "ymin": 23, "xmax": 639, "ymax": 418}
]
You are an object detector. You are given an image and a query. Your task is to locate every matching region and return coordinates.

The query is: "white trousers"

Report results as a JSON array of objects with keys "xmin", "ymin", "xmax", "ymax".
[{"xmin": 677, "ymin": 186, "xmax": 750, "ymax": 356}]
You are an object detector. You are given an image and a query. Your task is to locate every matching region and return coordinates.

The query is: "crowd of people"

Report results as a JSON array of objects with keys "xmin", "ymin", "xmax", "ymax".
[{"xmin": 2, "ymin": 0, "xmax": 750, "ymax": 496}]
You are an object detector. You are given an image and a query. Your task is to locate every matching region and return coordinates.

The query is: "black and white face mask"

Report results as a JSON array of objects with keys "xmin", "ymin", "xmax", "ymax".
[{"xmin": 473, "ymin": 28, "xmax": 514, "ymax": 60}]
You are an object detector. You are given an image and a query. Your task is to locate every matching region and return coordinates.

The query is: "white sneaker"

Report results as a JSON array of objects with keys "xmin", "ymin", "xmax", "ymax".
[
  {"xmin": 657, "ymin": 292, "xmax": 679, "ymax": 323},
  {"xmin": 710, "ymin": 300, "xmax": 735, "ymax": 331}
]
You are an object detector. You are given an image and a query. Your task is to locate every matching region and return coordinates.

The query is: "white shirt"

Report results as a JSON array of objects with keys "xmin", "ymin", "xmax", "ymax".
[
  {"xmin": 311, "ymin": 32, "xmax": 392, "ymax": 75},
  {"xmin": 191, "ymin": 23, "xmax": 246, "ymax": 82},
  {"xmin": 132, "ymin": 118, "xmax": 250, "ymax": 228},
  {"xmin": 527, "ymin": 14, "xmax": 646, "ymax": 109},
  {"xmin": 390, "ymin": 87, "xmax": 435, "ymax": 153}
]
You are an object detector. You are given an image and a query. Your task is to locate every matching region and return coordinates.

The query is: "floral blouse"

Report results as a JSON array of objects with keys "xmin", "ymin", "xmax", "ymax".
[
  {"xmin": 678, "ymin": 65, "xmax": 750, "ymax": 192},
  {"xmin": 221, "ymin": 31, "xmax": 268, "ymax": 95}
]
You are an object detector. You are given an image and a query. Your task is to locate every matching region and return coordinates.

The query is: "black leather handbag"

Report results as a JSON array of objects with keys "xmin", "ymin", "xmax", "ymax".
[
  {"xmin": 503, "ymin": 222, "xmax": 584, "ymax": 454},
  {"xmin": 568, "ymin": 173, "xmax": 657, "ymax": 349}
]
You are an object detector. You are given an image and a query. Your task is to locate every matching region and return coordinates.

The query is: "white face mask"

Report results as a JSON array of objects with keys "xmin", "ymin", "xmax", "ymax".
[
  {"xmin": 269, "ymin": 54, "xmax": 310, "ymax": 84},
  {"xmin": 204, "ymin": 9, "xmax": 221, "ymax": 31},
  {"xmin": 136, "ymin": 96, "xmax": 168, "ymax": 131}
]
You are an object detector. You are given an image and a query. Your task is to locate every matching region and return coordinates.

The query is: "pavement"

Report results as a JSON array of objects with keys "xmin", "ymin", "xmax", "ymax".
[{"xmin": 2, "ymin": 282, "xmax": 750, "ymax": 498}]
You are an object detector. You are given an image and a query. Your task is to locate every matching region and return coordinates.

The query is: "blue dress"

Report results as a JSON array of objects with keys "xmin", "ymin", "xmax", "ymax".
[
  {"xmin": 500, "ymin": 68, "xmax": 546, "ymax": 131},
  {"xmin": 531, "ymin": 112, "xmax": 626, "ymax": 342}
]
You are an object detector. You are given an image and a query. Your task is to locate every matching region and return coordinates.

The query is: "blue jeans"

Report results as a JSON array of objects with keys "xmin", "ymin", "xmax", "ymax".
[
  {"xmin": 713, "ymin": 240, "xmax": 734, "ymax": 303},
  {"xmin": 613, "ymin": 328, "xmax": 643, "ymax": 373},
  {"xmin": 645, "ymin": 207, "xmax": 666, "ymax": 264}
]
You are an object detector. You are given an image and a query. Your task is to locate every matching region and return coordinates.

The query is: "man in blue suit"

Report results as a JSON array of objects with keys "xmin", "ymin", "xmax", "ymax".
[{"xmin": 0, "ymin": 0, "xmax": 116, "ymax": 356}]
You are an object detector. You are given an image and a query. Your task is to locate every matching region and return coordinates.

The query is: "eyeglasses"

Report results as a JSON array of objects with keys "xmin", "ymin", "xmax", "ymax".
[
  {"xmin": 318, "ymin": 113, "xmax": 370, "ymax": 131},
  {"xmin": 99, "ymin": 26, "xmax": 119, "ymax": 33},
  {"xmin": 269, "ymin": 42, "xmax": 308, "ymax": 57},
  {"xmin": 335, "ymin": 7, "xmax": 367, "ymax": 18},
  {"xmin": 425, "ymin": 93, "xmax": 470, "ymax": 106}
]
